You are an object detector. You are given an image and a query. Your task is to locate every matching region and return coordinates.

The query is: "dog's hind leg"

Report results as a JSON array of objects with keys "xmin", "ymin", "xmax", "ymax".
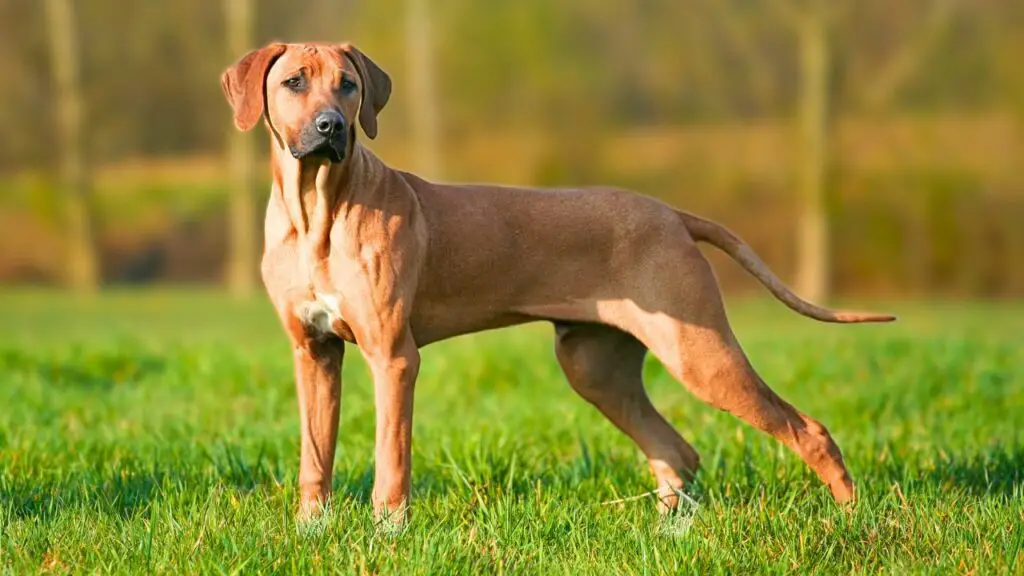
[
  {"xmin": 554, "ymin": 322, "xmax": 701, "ymax": 512},
  {"xmin": 632, "ymin": 249, "xmax": 856, "ymax": 503}
]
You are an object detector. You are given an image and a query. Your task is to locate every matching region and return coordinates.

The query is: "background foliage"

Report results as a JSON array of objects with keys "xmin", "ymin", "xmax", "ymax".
[{"xmin": 0, "ymin": 0, "xmax": 1022, "ymax": 297}]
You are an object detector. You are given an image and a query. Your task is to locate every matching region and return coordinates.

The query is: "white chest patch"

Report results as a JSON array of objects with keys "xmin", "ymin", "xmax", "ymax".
[{"xmin": 299, "ymin": 292, "xmax": 345, "ymax": 336}]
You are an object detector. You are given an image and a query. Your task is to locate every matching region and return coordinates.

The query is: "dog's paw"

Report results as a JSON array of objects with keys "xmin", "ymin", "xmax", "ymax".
[
  {"xmin": 829, "ymin": 475, "xmax": 856, "ymax": 507},
  {"xmin": 373, "ymin": 501, "xmax": 410, "ymax": 537},
  {"xmin": 295, "ymin": 499, "xmax": 332, "ymax": 538},
  {"xmin": 658, "ymin": 489, "xmax": 700, "ymax": 538}
]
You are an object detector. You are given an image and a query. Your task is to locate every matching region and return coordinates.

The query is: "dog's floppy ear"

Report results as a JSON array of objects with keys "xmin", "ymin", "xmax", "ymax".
[
  {"xmin": 339, "ymin": 44, "xmax": 392, "ymax": 140},
  {"xmin": 221, "ymin": 42, "xmax": 288, "ymax": 131}
]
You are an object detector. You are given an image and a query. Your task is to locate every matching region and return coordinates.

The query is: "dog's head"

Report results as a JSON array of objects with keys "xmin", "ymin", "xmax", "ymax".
[{"xmin": 220, "ymin": 42, "xmax": 391, "ymax": 163}]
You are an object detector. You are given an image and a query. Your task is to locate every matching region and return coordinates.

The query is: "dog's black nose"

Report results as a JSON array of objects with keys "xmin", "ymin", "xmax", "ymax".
[{"xmin": 315, "ymin": 111, "xmax": 344, "ymax": 137}]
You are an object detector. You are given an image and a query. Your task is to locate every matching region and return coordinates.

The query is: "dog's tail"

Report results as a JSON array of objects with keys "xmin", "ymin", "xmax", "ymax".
[{"xmin": 677, "ymin": 210, "xmax": 896, "ymax": 324}]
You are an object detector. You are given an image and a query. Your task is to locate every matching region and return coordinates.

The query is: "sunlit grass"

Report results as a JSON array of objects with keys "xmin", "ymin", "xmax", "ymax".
[{"xmin": 1, "ymin": 290, "xmax": 1021, "ymax": 573}]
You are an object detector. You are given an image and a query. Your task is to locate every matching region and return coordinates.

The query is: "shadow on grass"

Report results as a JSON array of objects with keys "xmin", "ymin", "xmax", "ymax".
[
  {"xmin": 917, "ymin": 444, "xmax": 1024, "ymax": 498},
  {"xmin": 328, "ymin": 439, "xmax": 670, "ymax": 509},
  {"xmin": 2, "ymin": 469, "xmax": 171, "ymax": 522},
  {"xmin": 0, "ymin": 347, "xmax": 168, "ymax": 390},
  {"xmin": 6, "ymin": 440, "xmax": 1019, "ymax": 524},
  {"xmin": 1, "ymin": 444, "xmax": 286, "ymax": 523}
]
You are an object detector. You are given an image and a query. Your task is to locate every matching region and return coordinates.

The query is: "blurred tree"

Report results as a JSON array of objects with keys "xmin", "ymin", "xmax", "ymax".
[
  {"xmin": 405, "ymin": 0, "xmax": 442, "ymax": 179},
  {"xmin": 698, "ymin": 0, "xmax": 836, "ymax": 303},
  {"xmin": 790, "ymin": 0, "xmax": 960, "ymax": 301},
  {"xmin": 696, "ymin": 0, "xmax": 963, "ymax": 303},
  {"xmin": 1, "ymin": 0, "xmax": 1022, "ymax": 295},
  {"xmin": 225, "ymin": 0, "xmax": 258, "ymax": 298},
  {"xmin": 45, "ymin": 0, "xmax": 99, "ymax": 293},
  {"xmin": 792, "ymin": 0, "xmax": 832, "ymax": 304}
]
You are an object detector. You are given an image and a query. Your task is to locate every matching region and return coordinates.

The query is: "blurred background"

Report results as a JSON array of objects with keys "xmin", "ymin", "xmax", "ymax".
[{"xmin": 1, "ymin": 0, "xmax": 1022, "ymax": 303}]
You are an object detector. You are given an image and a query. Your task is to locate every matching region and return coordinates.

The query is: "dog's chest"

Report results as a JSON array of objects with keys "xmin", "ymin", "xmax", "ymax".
[{"xmin": 297, "ymin": 292, "xmax": 357, "ymax": 343}]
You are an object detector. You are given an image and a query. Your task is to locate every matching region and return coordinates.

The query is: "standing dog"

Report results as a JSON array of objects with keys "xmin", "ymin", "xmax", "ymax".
[{"xmin": 220, "ymin": 42, "xmax": 894, "ymax": 525}]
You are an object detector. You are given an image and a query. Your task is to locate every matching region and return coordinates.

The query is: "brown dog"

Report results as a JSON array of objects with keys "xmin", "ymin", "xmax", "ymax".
[{"xmin": 220, "ymin": 42, "xmax": 895, "ymax": 525}]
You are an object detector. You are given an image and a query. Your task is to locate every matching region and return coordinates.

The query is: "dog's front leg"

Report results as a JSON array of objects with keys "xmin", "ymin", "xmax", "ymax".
[
  {"xmin": 292, "ymin": 337, "xmax": 344, "ymax": 521},
  {"xmin": 363, "ymin": 329, "xmax": 420, "ymax": 527}
]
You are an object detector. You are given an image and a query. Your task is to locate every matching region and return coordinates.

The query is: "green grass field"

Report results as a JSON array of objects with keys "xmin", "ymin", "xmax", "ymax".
[{"xmin": 1, "ymin": 290, "xmax": 1021, "ymax": 574}]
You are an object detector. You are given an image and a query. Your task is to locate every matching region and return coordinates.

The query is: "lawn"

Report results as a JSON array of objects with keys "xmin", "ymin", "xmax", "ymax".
[{"xmin": 1, "ymin": 290, "xmax": 1022, "ymax": 574}]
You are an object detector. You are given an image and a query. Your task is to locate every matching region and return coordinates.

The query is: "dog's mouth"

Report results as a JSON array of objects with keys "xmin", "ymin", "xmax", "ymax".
[{"xmin": 291, "ymin": 138, "xmax": 345, "ymax": 163}]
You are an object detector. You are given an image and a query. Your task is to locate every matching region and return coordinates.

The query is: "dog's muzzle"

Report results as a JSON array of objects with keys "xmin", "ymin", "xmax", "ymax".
[{"xmin": 291, "ymin": 110, "xmax": 347, "ymax": 162}]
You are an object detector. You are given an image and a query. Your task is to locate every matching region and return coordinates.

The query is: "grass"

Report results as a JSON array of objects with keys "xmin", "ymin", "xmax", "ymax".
[{"xmin": 0, "ymin": 289, "xmax": 1022, "ymax": 574}]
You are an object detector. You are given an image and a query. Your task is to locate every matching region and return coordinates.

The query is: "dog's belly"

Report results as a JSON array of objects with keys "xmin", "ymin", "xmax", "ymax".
[{"xmin": 409, "ymin": 305, "xmax": 537, "ymax": 346}]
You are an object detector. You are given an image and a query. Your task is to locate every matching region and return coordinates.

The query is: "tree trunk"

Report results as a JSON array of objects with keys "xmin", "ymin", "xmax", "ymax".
[
  {"xmin": 405, "ymin": 0, "xmax": 441, "ymax": 179},
  {"xmin": 45, "ymin": 0, "xmax": 99, "ymax": 293},
  {"xmin": 225, "ymin": 0, "xmax": 257, "ymax": 298},
  {"xmin": 794, "ymin": 4, "xmax": 831, "ymax": 304}
]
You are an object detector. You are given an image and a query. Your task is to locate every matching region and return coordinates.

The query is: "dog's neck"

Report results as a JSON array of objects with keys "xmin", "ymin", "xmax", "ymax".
[{"xmin": 271, "ymin": 140, "xmax": 380, "ymax": 288}]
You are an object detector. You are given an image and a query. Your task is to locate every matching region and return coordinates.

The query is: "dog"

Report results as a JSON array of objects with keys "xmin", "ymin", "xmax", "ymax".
[{"xmin": 220, "ymin": 41, "xmax": 895, "ymax": 526}]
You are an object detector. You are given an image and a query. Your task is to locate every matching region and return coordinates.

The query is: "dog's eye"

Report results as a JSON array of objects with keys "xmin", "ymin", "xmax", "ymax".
[
  {"xmin": 340, "ymin": 78, "xmax": 358, "ymax": 93},
  {"xmin": 283, "ymin": 75, "xmax": 306, "ymax": 92}
]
